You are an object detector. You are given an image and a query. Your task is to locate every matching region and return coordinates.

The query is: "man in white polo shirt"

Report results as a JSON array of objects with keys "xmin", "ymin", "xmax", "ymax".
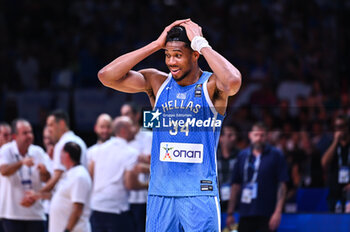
[
  {"xmin": 26, "ymin": 142, "xmax": 92, "ymax": 232},
  {"xmin": 86, "ymin": 113, "xmax": 112, "ymax": 166},
  {"xmin": 0, "ymin": 119, "xmax": 50, "ymax": 232},
  {"xmin": 49, "ymin": 142, "xmax": 92, "ymax": 232},
  {"xmin": 89, "ymin": 116, "xmax": 148, "ymax": 232},
  {"xmin": 41, "ymin": 109, "xmax": 87, "ymax": 193},
  {"xmin": 120, "ymin": 103, "xmax": 152, "ymax": 232}
]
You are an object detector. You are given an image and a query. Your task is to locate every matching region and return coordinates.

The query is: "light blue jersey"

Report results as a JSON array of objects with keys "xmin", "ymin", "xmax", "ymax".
[{"xmin": 148, "ymin": 71, "xmax": 224, "ymax": 197}]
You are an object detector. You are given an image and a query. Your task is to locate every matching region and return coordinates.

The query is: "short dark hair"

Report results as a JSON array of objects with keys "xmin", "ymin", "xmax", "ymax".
[
  {"xmin": 335, "ymin": 114, "xmax": 350, "ymax": 130},
  {"xmin": 166, "ymin": 26, "xmax": 191, "ymax": 48},
  {"xmin": 336, "ymin": 114, "xmax": 349, "ymax": 124},
  {"xmin": 251, "ymin": 122, "xmax": 267, "ymax": 131},
  {"xmin": 49, "ymin": 109, "xmax": 70, "ymax": 128},
  {"xmin": 122, "ymin": 102, "xmax": 141, "ymax": 115},
  {"xmin": 63, "ymin": 142, "xmax": 81, "ymax": 164}
]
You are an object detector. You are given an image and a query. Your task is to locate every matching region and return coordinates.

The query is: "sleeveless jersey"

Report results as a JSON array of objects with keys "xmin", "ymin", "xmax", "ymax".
[{"xmin": 148, "ymin": 71, "xmax": 225, "ymax": 196}]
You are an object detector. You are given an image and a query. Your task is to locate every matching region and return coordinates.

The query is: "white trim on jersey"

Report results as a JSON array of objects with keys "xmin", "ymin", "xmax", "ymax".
[
  {"xmin": 203, "ymin": 77, "xmax": 219, "ymax": 132},
  {"xmin": 215, "ymin": 196, "xmax": 222, "ymax": 232},
  {"xmin": 153, "ymin": 73, "xmax": 172, "ymax": 110},
  {"xmin": 203, "ymin": 77, "xmax": 218, "ymax": 115}
]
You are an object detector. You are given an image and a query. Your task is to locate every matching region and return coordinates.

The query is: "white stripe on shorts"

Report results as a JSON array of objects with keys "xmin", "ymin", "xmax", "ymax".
[{"xmin": 214, "ymin": 196, "xmax": 221, "ymax": 232}]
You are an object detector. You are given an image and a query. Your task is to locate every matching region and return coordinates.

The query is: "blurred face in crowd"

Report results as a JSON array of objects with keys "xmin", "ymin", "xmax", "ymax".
[
  {"xmin": 0, "ymin": 125, "xmax": 12, "ymax": 147},
  {"xmin": 165, "ymin": 41, "xmax": 198, "ymax": 83},
  {"xmin": 334, "ymin": 118, "xmax": 349, "ymax": 140},
  {"xmin": 121, "ymin": 105, "xmax": 140, "ymax": 126},
  {"xmin": 94, "ymin": 114, "xmax": 112, "ymax": 143},
  {"xmin": 60, "ymin": 150, "xmax": 71, "ymax": 169},
  {"xmin": 220, "ymin": 126, "xmax": 237, "ymax": 149},
  {"xmin": 43, "ymin": 126, "xmax": 54, "ymax": 158},
  {"xmin": 15, "ymin": 121, "xmax": 34, "ymax": 151},
  {"xmin": 114, "ymin": 116, "xmax": 136, "ymax": 142},
  {"xmin": 46, "ymin": 115, "xmax": 64, "ymax": 144},
  {"xmin": 249, "ymin": 125, "xmax": 267, "ymax": 151},
  {"xmin": 124, "ymin": 120, "xmax": 136, "ymax": 142}
]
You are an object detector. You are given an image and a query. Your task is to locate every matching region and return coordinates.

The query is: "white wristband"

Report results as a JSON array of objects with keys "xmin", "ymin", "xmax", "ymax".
[{"xmin": 191, "ymin": 36, "xmax": 211, "ymax": 54}]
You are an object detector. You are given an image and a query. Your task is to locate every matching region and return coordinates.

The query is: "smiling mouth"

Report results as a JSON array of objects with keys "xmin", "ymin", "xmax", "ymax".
[{"xmin": 170, "ymin": 68, "xmax": 180, "ymax": 75}]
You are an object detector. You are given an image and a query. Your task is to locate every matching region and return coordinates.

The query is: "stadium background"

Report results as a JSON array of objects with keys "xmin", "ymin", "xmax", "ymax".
[{"xmin": 0, "ymin": 0, "xmax": 350, "ymax": 231}]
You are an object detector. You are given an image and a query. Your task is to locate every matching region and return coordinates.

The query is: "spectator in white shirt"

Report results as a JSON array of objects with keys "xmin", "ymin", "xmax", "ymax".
[
  {"xmin": 120, "ymin": 103, "xmax": 152, "ymax": 232},
  {"xmin": 0, "ymin": 122, "xmax": 12, "ymax": 232},
  {"xmin": 0, "ymin": 119, "xmax": 50, "ymax": 232},
  {"xmin": 27, "ymin": 142, "xmax": 92, "ymax": 232},
  {"xmin": 86, "ymin": 113, "xmax": 112, "ymax": 166},
  {"xmin": 89, "ymin": 116, "xmax": 148, "ymax": 232},
  {"xmin": 40, "ymin": 110, "xmax": 87, "ymax": 194}
]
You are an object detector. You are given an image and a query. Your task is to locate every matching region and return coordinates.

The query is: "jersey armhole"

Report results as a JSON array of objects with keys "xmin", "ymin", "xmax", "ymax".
[
  {"xmin": 203, "ymin": 77, "xmax": 219, "ymax": 116},
  {"xmin": 153, "ymin": 73, "xmax": 172, "ymax": 110}
]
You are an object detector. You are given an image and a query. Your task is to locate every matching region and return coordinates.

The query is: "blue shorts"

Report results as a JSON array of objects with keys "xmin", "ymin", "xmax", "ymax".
[{"xmin": 146, "ymin": 195, "xmax": 221, "ymax": 232}]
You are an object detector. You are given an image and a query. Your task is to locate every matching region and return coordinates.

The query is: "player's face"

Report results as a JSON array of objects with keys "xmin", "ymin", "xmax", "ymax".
[{"xmin": 165, "ymin": 41, "xmax": 195, "ymax": 82}]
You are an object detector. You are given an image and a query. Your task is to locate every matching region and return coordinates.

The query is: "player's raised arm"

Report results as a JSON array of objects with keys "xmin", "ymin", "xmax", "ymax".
[
  {"xmin": 98, "ymin": 19, "xmax": 191, "ymax": 93},
  {"xmin": 181, "ymin": 20, "xmax": 241, "ymax": 96}
]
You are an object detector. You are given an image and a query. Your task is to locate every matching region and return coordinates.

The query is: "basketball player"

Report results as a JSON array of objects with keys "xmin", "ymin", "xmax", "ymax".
[{"xmin": 98, "ymin": 19, "xmax": 241, "ymax": 231}]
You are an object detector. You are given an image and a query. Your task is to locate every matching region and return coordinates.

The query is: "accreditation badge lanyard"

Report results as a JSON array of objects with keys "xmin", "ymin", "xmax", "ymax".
[
  {"xmin": 241, "ymin": 154, "xmax": 261, "ymax": 204},
  {"xmin": 337, "ymin": 146, "xmax": 350, "ymax": 184},
  {"xmin": 14, "ymin": 154, "xmax": 33, "ymax": 191}
]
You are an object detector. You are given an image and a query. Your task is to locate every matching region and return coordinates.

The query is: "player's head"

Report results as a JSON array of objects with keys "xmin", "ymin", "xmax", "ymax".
[
  {"xmin": 165, "ymin": 26, "xmax": 200, "ymax": 82},
  {"xmin": 166, "ymin": 26, "xmax": 191, "ymax": 48},
  {"xmin": 94, "ymin": 113, "xmax": 112, "ymax": 143},
  {"xmin": 249, "ymin": 122, "xmax": 268, "ymax": 151}
]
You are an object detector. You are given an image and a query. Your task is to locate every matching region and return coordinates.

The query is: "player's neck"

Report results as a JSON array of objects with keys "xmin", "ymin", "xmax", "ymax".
[{"xmin": 176, "ymin": 68, "xmax": 202, "ymax": 86}]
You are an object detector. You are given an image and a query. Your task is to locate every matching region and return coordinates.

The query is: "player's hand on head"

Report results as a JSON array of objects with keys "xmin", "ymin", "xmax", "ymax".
[
  {"xmin": 155, "ymin": 19, "xmax": 191, "ymax": 48},
  {"xmin": 180, "ymin": 20, "xmax": 203, "ymax": 41}
]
